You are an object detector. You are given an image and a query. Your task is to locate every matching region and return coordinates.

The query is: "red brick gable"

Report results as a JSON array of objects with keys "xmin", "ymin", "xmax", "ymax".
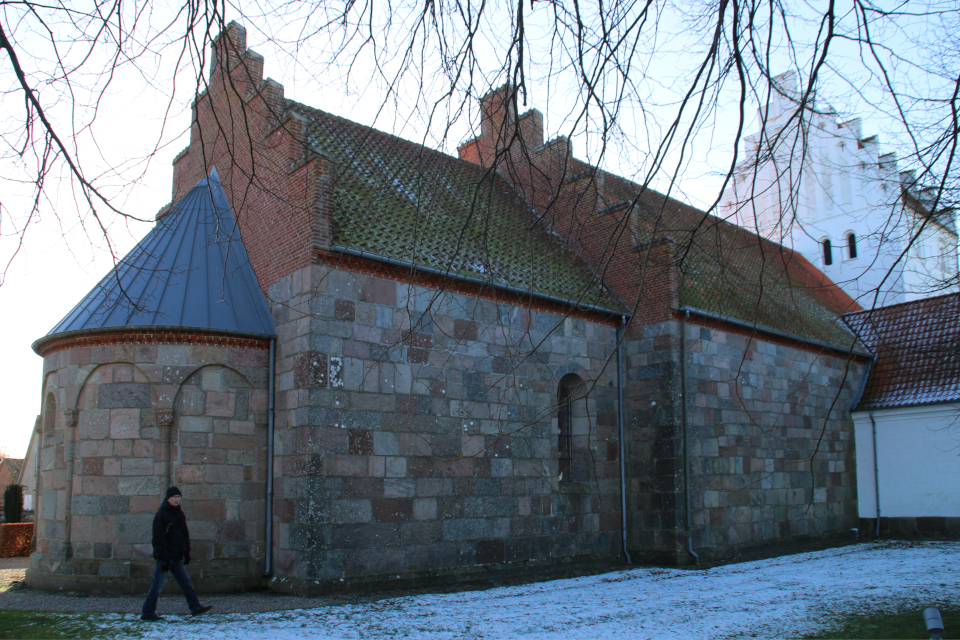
[
  {"xmin": 170, "ymin": 22, "xmax": 331, "ymax": 291},
  {"xmin": 169, "ymin": 25, "xmax": 619, "ymax": 312}
]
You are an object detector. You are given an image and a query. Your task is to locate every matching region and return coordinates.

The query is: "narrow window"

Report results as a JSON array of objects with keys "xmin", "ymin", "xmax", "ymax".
[
  {"xmin": 846, "ymin": 233, "xmax": 857, "ymax": 259},
  {"xmin": 822, "ymin": 239, "xmax": 833, "ymax": 266},
  {"xmin": 44, "ymin": 393, "xmax": 57, "ymax": 434},
  {"xmin": 557, "ymin": 385, "xmax": 572, "ymax": 482}
]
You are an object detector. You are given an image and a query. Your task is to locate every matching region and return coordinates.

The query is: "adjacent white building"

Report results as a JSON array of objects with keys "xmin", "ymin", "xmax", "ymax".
[
  {"xmin": 722, "ymin": 72, "xmax": 958, "ymax": 306},
  {"xmin": 843, "ymin": 293, "xmax": 960, "ymax": 535}
]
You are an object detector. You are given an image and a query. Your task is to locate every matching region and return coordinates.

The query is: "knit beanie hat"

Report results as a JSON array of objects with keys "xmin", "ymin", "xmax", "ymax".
[{"xmin": 165, "ymin": 486, "xmax": 182, "ymax": 499}]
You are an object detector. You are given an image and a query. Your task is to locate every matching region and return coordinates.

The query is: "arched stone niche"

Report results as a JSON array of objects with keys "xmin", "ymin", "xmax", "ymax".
[
  {"xmin": 556, "ymin": 372, "xmax": 593, "ymax": 484},
  {"xmin": 27, "ymin": 338, "xmax": 270, "ymax": 594},
  {"xmin": 169, "ymin": 364, "xmax": 268, "ymax": 587}
]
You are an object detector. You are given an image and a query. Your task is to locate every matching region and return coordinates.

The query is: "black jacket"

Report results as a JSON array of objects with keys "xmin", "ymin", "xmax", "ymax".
[{"xmin": 152, "ymin": 501, "xmax": 191, "ymax": 562}]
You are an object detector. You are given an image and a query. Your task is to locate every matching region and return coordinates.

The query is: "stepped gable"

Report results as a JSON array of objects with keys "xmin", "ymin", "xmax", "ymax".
[
  {"xmin": 296, "ymin": 104, "xmax": 624, "ymax": 313},
  {"xmin": 33, "ymin": 168, "xmax": 274, "ymax": 353},
  {"xmin": 600, "ymin": 170, "xmax": 861, "ymax": 348},
  {"xmin": 843, "ymin": 292, "xmax": 960, "ymax": 409}
]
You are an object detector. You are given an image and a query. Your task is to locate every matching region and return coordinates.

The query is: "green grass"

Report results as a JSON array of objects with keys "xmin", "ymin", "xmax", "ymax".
[
  {"xmin": 805, "ymin": 603, "xmax": 960, "ymax": 639},
  {"xmin": 0, "ymin": 610, "xmax": 140, "ymax": 639}
]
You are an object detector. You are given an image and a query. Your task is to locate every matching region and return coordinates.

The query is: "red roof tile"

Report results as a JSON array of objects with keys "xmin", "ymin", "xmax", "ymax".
[{"xmin": 843, "ymin": 292, "xmax": 960, "ymax": 409}]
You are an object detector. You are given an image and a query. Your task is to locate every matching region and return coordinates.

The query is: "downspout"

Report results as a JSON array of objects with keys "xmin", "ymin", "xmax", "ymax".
[
  {"xmin": 681, "ymin": 310, "xmax": 699, "ymax": 563},
  {"xmin": 33, "ymin": 427, "xmax": 41, "ymax": 532},
  {"xmin": 848, "ymin": 353, "xmax": 876, "ymax": 538},
  {"xmin": 869, "ymin": 410, "xmax": 881, "ymax": 538},
  {"xmin": 63, "ymin": 410, "xmax": 76, "ymax": 561},
  {"xmin": 616, "ymin": 315, "xmax": 632, "ymax": 564},
  {"xmin": 265, "ymin": 338, "xmax": 276, "ymax": 576}
]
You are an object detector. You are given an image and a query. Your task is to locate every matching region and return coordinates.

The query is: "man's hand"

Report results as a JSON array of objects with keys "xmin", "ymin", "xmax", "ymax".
[{"xmin": 183, "ymin": 554, "xmax": 191, "ymax": 565}]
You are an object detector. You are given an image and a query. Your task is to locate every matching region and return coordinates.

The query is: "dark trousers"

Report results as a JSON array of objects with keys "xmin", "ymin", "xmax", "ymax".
[{"xmin": 141, "ymin": 560, "xmax": 202, "ymax": 616}]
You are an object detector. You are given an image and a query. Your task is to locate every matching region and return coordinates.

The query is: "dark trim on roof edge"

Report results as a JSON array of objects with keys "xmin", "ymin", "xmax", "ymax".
[
  {"xmin": 32, "ymin": 325, "xmax": 275, "ymax": 355},
  {"xmin": 679, "ymin": 306, "xmax": 870, "ymax": 358},
  {"xmin": 852, "ymin": 396, "xmax": 960, "ymax": 413},
  {"xmin": 330, "ymin": 245, "xmax": 629, "ymax": 318},
  {"xmin": 849, "ymin": 355, "xmax": 875, "ymax": 410},
  {"xmin": 842, "ymin": 290, "xmax": 960, "ymax": 321}
]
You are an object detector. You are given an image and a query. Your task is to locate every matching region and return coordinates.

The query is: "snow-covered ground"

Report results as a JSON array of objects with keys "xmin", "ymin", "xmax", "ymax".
[{"xmin": 104, "ymin": 541, "xmax": 960, "ymax": 639}]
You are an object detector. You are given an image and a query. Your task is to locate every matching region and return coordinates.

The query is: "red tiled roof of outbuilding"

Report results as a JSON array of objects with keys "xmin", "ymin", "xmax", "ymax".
[{"xmin": 843, "ymin": 292, "xmax": 960, "ymax": 409}]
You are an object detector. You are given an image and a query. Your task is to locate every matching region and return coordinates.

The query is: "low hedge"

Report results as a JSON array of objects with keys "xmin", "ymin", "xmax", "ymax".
[{"xmin": 0, "ymin": 523, "xmax": 33, "ymax": 557}]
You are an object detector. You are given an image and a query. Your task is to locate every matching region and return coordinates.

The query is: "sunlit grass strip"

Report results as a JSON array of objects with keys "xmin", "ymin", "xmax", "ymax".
[
  {"xmin": 0, "ymin": 610, "xmax": 142, "ymax": 639},
  {"xmin": 804, "ymin": 600, "xmax": 960, "ymax": 640}
]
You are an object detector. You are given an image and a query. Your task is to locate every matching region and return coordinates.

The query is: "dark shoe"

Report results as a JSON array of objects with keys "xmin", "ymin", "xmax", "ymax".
[
  {"xmin": 191, "ymin": 605, "xmax": 212, "ymax": 616},
  {"xmin": 141, "ymin": 614, "xmax": 164, "ymax": 621}
]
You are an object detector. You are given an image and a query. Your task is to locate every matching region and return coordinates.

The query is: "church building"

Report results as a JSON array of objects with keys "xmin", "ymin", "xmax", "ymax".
[{"xmin": 28, "ymin": 23, "xmax": 867, "ymax": 594}]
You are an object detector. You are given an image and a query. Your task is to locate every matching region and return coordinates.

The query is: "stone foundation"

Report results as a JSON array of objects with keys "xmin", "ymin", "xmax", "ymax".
[{"xmin": 860, "ymin": 517, "xmax": 960, "ymax": 538}]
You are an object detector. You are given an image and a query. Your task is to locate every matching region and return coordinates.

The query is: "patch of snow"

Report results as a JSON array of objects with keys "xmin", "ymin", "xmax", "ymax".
[{"xmin": 113, "ymin": 541, "xmax": 960, "ymax": 639}]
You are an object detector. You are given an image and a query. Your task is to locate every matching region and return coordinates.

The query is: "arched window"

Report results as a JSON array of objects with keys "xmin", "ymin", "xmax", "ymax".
[
  {"xmin": 557, "ymin": 384, "xmax": 572, "ymax": 482},
  {"xmin": 556, "ymin": 373, "xmax": 589, "ymax": 483},
  {"xmin": 43, "ymin": 393, "xmax": 57, "ymax": 434},
  {"xmin": 846, "ymin": 232, "xmax": 857, "ymax": 259},
  {"xmin": 822, "ymin": 238, "xmax": 833, "ymax": 266},
  {"xmin": 941, "ymin": 239, "xmax": 954, "ymax": 273}
]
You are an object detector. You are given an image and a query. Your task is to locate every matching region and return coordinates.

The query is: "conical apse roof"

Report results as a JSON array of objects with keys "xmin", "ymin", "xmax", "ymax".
[{"xmin": 34, "ymin": 168, "xmax": 274, "ymax": 351}]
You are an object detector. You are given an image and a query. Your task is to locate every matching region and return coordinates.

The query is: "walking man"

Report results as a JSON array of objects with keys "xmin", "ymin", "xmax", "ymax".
[{"xmin": 141, "ymin": 486, "xmax": 212, "ymax": 621}]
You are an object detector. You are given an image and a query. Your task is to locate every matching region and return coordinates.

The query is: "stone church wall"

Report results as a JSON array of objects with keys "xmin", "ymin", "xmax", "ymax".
[
  {"xmin": 625, "ymin": 318, "xmax": 865, "ymax": 564},
  {"xmin": 28, "ymin": 336, "xmax": 270, "ymax": 593},
  {"xmin": 267, "ymin": 264, "xmax": 623, "ymax": 593}
]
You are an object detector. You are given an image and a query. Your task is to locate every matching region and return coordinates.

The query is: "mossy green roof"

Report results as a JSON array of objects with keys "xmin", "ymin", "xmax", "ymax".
[
  {"xmin": 608, "ymin": 177, "xmax": 861, "ymax": 348},
  {"xmin": 296, "ymin": 105, "xmax": 622, "ymax": 312}
]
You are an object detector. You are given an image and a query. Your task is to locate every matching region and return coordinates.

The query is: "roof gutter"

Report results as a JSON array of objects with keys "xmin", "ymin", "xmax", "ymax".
[
  {"xmin": 677, "ymin": 306, "xmax": 871, "ymax": 358},
  {"xmin": 849, "ymin": 353, "xmax": 875, "ymax": 410},
  {"xmin": 329, "ymin": 245, "xmax": 629, "ymax": 318}
]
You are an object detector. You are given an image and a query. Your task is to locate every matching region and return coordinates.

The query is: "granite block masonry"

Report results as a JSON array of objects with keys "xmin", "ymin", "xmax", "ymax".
[
  {"xmin": 30, "ymin": 341, "xmax": 269, "ymax": 593},
  {"xmin": 268, "ymin": 265, "xmax": 622, "ymax": 591}
]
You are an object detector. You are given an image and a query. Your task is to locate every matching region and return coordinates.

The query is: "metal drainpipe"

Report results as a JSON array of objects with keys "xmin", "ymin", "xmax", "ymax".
[
  {"xmin": 63, "ymin": 412, "xmax": 76, "ymax": 561},
  {"xmin": 33, "ymin": 427, "xmax": 42, "ymax": 538},
  {"xmin": 869, "ymin": 410, "xmax": 881, "ymax": 538},
  {"xmin": 616, "ymin": 315, "xmax": 632, "ymax": 565},
  {"xmin": 681, "ymin": 311, "xmax": 699, "ymax": 563},
  {"xmin": 265, "ymin": 338, "xmax": 276, "ymax": 577}
]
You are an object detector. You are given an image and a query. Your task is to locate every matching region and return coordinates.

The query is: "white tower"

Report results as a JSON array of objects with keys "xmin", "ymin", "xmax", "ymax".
[{"xmin": 721, "ymin": 72, "xmax": 958, "ymax": 306}]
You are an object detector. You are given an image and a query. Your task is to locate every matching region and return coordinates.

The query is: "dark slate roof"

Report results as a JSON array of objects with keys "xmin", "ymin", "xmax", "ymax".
[
  {"xmin": 297, "ymin": 105, "xmax": 623, "ymax": 312},
  {"xmin": 596, "ymin": 170, "xmax": 861, "ymax": 348},
  {"xmin": 843, "ymin": 293, "xmax": 960, "ymax": 409},
  {"xmin": 35, "ymin": 169, "xmax": 274, "ymax": 350}
]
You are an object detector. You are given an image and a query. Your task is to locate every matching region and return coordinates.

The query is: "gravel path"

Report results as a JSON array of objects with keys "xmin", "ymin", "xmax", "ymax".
[{"xmin": 0, "ymin": 557, "xmax": 346, "ymax": 614}]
